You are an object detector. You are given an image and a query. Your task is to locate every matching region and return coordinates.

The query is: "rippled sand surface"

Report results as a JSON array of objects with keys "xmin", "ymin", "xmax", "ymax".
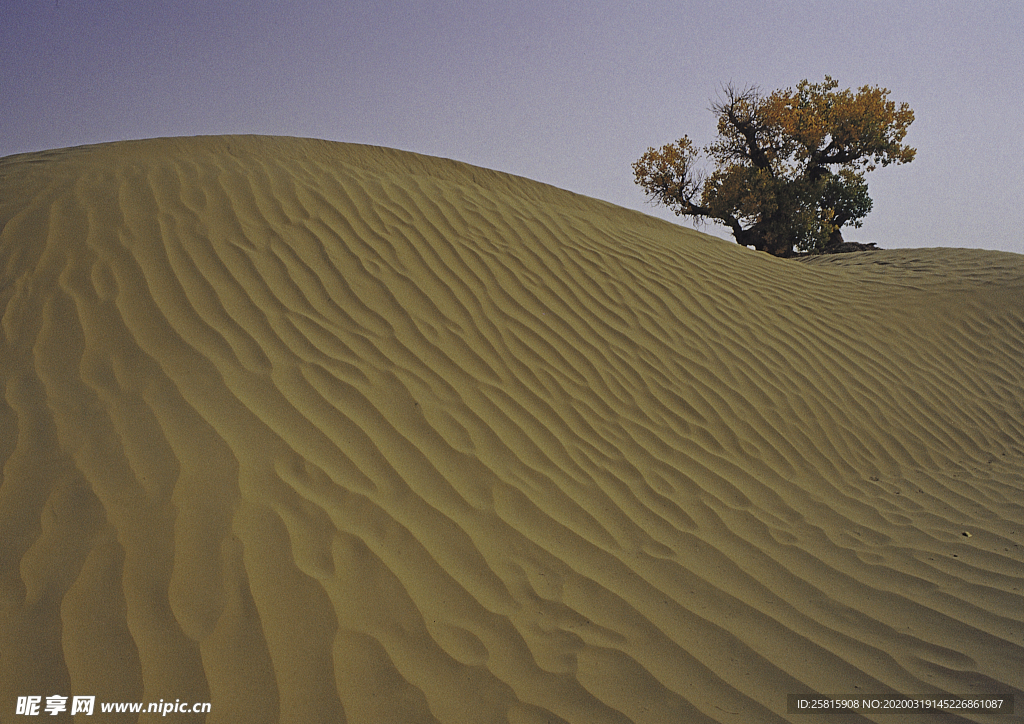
[{"xmin": 2, "ymin": 136, "xmax": 1022, "ymax": 723}]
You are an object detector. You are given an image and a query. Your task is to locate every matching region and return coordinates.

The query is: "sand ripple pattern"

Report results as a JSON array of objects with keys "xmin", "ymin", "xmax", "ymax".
[{"xmin": 2, "ymin": 136, "xmax": 1023, "ymax": 723}]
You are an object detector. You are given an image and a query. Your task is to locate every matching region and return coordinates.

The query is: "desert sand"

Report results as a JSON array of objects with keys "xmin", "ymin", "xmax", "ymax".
[{"xmin": 1, "ymin": 135, "xmax": 1022, "ymax": 723}]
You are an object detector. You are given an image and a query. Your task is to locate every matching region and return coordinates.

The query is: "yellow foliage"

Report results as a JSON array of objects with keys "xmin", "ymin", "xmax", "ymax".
[{"xmin": 633, "ymin": 76, "xmax": 915, "ymax": 256}]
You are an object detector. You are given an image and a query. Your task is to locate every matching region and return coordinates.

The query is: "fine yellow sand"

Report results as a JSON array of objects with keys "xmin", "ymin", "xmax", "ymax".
[{"xmin": 1, "ymin": 135, "xmax": 1022, "ymax": 723}]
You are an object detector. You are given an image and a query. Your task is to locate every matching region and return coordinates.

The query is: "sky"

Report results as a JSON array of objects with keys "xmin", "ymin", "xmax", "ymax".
[{"xmin": 3, "ymin": 0, "xmax": 1022, "ymax": 254}]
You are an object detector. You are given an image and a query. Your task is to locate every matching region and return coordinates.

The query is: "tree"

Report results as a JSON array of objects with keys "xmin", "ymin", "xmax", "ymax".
[{"xmin": 633, "ymin": 77, "xmax": 915, "ymax": 256}]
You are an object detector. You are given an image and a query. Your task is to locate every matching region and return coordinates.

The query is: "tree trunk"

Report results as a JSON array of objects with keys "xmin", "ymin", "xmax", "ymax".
[{"xmin": 731, "ymin": 223, "xmax": 796, "ymax": 258}]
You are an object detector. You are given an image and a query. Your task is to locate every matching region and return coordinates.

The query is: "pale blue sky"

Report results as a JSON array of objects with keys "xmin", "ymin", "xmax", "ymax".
[{"xmin": 3, "ymin": 0, "xmax": 1021, "ymax": 253}]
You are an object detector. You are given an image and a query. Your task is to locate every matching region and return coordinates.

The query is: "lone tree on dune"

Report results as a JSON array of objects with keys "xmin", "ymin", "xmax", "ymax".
[{"xmin": 633, "ymin": 77, "xmax": 916, "ymax": 257}]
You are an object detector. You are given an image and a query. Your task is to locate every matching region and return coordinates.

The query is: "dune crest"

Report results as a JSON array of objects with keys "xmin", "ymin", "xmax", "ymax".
[{"xmin": 2, "ymin": 135, "xmax": 1022, "ymax": 723}]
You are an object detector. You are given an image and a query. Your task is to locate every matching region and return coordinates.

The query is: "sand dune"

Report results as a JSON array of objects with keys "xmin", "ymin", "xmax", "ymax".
[{"xmin": 1, "ymin": 135, "xmax": 1022, "ymax": 723}]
